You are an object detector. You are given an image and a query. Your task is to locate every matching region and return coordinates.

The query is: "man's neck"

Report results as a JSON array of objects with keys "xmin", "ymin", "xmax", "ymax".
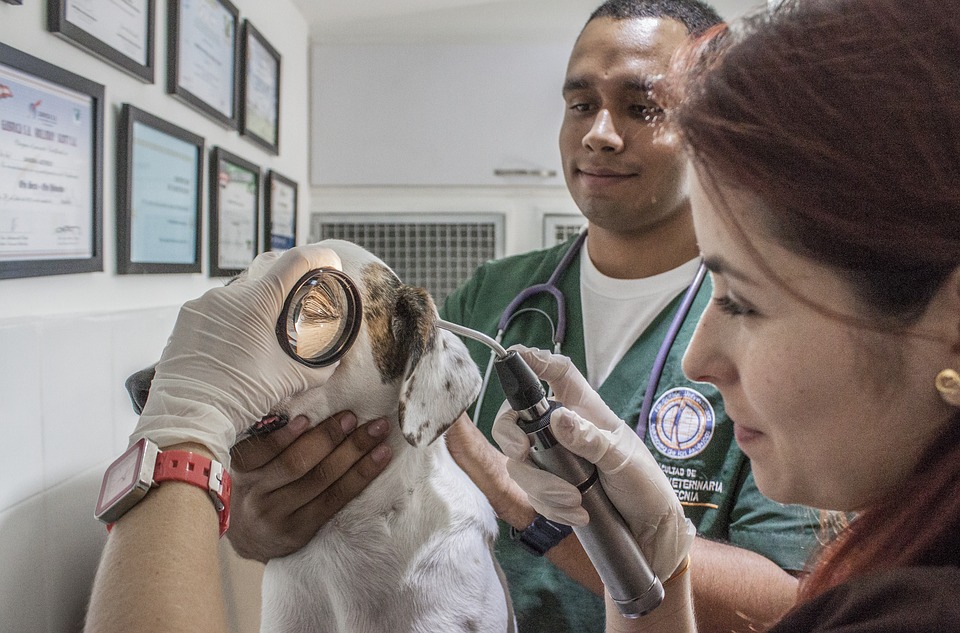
[{"xmin": 585, "ymin": 212, "xmax": 699, "ymax": 280}]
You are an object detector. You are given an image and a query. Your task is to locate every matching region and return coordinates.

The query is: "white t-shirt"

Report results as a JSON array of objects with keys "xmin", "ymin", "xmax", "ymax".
[{"xmin": 580, "ymin": 238, "xmax": 701, "ymax": 389}]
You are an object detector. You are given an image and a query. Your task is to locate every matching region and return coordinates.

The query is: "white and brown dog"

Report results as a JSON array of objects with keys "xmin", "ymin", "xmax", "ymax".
[{"xmin": 128, "ymin": 240, "xmax": 513, "ymax": 633}]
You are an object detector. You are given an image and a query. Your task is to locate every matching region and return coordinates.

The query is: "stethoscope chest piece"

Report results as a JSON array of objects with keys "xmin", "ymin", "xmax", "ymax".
[{"xmin": 277, "ymin": 268, "xmax": 363, "ymax": 367}]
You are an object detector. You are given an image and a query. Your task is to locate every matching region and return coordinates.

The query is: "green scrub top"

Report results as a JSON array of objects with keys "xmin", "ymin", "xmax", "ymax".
[{"xmin": 440, "ymin": 236, "xmax": 820, "ymax": 633}]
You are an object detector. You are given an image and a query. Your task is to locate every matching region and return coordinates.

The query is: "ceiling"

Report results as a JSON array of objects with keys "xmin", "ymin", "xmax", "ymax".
[{"xmin": 290, "ymin": 0, "xmax": 768, "ymax": 44}]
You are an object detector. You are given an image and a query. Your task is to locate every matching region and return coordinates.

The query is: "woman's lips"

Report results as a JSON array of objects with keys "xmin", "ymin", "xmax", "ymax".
[{"xmin": 733, "ymin": 422, "xmax": 763, "ymax": 448}]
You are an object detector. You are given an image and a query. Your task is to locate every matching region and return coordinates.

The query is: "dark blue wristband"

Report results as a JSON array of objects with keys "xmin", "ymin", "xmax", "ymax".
[{"xmin": 509, "ymin": 514, "xmax": 573, "ymax": 556}]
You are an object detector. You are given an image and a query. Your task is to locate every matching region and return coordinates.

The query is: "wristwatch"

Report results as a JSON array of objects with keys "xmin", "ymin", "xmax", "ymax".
[
  {"xmin": 95, "ymin": 438, "xmax": 232, "ymax": 537},
  {"xmin": 509, "ymin": 514, "xmax": 573, "ymax": 556}
]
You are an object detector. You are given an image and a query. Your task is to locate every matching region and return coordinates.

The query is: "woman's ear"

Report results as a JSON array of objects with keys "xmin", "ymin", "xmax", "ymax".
[
  {"xmin": 948, "ymin": 265, "xmax": 960, "ymax": 356},
  {"xmin": 933, "ymin": 266, "xmax": 960, "ymax": 408}
]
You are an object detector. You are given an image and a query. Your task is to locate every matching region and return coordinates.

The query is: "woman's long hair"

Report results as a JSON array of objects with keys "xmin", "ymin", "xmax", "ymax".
[{"xmin": 664, "ymin": 0, "xmax": 960, "ymax": 600}]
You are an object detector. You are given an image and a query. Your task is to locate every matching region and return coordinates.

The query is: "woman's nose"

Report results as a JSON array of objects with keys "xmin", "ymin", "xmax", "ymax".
[
  {"xmin": 682, "ymin": 306, "xmax": 730, "ymax": 388},
  {"xmin": 582, "ymin": 109, "xmax": 624, "ymax": 153}
]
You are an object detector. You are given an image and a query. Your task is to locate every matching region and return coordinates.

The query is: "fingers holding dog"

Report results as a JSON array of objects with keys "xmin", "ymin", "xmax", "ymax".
[{"xmin": 227, "ymin": 412, "xmax": 392, "ymax": 562}]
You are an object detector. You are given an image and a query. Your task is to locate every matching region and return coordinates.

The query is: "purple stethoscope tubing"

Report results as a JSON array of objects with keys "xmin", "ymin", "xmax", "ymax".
[
  {"xmin": 482, "ymin": 228, "xmax": 708, "ymax": 440},
  {"xmin": 496, "ymin": 230, "xmax": 587, "ymax": 350},
  {"xmin": 634, "ymin": 259, "xmax": 707, "ymax": 440}
]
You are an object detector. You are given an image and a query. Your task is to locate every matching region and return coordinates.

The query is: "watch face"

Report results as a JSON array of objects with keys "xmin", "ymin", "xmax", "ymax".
[{"xmin": 95, "ymin": 439, "xmax": 151, "ymax": 521}]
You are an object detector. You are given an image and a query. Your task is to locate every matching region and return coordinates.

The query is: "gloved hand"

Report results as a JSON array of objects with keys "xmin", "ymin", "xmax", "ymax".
[
  {"xmin": 492, "ymin": 345, "xmax": 695, "ymax": 580},
  {"xmin": 129, "ymin": 245, "xmax": 344, "ymax": 467}
]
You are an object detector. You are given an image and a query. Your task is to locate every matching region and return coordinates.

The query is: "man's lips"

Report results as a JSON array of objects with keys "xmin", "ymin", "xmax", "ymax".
[{"xmin": 577, "ymin": 167, "xmax": 635, "ymax": 178}]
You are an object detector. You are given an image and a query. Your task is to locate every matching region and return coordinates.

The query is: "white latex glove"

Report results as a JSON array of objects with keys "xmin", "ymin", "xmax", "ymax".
[
  {"xmin": 129, "ymin": 245, "xmax": 344, "ymax": 467},
  {"xmin": 492, "ymin": 345, "xmax": 695, "ymax": 581}
]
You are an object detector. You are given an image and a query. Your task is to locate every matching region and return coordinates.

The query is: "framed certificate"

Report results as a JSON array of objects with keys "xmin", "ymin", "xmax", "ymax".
[
  {"xmin": 264, "ymin": 170, "xmax": 296, "ymax": 251},
  {"xmin": 167, "ymin": 0, "xmax": 239, "ymax": 128},
  {"xmin": 0, "ymin": 43, "xmax": 104, "ymax": 280},
  {"xmin": 48, "ymin": 0, "xmax": 155, "ymax": 82},
  {"xmin": 117, "ymin": 104, "xmax": 204, "ymax": 274},
  {"xmin": 239, "ymin": 20, "xmax": 280, "ymax": 154},
  {"xmin": 209, "ymin": 147, "xmax": 259, "ymax": 277}
]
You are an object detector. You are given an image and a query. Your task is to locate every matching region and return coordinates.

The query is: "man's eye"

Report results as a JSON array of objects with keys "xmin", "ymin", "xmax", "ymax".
[
  {"xmin": 569, "ymin": 103, "xmax": 593, "ymax": 113},
  {"xmin": 630, "ymin": 104, "xmax": 664, "ymax": 118}
]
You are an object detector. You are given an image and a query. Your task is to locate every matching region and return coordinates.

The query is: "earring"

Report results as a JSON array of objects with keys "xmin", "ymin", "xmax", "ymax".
[{"xmin": 936, "ymin": 369, "xmax": 960, "ymax": 407}]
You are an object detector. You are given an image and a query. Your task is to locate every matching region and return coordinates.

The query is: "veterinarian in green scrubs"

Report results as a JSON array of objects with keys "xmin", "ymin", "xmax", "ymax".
[{"xmin": 441, "ymin": 235, "xmax": 817, "ymax": 632}]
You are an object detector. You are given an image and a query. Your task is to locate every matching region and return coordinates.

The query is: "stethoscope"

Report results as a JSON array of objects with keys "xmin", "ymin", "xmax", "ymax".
[{"xmin": 472, "ymin": 229, "xmax": 708, "ymax": 440}]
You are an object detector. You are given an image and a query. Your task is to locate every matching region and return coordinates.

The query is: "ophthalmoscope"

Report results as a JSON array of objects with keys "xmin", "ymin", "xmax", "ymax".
[{"xmin": 436, "ymin": 320, "xmax": 664, "ymax": 618}]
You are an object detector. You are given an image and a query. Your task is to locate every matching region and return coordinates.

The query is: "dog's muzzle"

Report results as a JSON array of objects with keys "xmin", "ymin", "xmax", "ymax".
[{"xmin": 277, "ymin": 267, "xmax": 363, "ymax": 368}]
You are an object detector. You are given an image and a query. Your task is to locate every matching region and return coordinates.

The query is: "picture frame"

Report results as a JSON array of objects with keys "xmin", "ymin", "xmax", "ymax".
[
  {"xmin": 209, "ymin": 146, "xmax": 259, "ymax": 277},
  {"xmin": 239, "ymin": 19, "xmax": 280, "ymax": 154},
  {"xmin": 116, "ymin": 104, "xmax": 204, "ymax": 274},
  {"xmin": 0, "ymin": 42, "xmax": 104, "ymax": 280},
  {"xmin": 47, "ymin": 0, "xmax": 155, "ymax": 83},
  {"xmin": 167, "ymin": 0, "xmax": 239, "ymax": 128},
  {"xmin": 264, "ymin": 170, "xmax": 297, "ymax": 251}
]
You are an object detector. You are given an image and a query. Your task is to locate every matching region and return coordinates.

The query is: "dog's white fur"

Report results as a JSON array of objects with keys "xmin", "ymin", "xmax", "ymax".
[{"xmin": 245, "ymin": 240, "xmax": 511, "ymax": 633}]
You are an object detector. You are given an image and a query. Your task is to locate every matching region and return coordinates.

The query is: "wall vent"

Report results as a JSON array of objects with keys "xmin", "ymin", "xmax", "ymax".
[
  {"xmin": 311, "ymin": 213, "xmax": 505, "ymax": 304},
  {"xmin": 542, "ymin": 214, "xmax": 586, "ymax": 247}
]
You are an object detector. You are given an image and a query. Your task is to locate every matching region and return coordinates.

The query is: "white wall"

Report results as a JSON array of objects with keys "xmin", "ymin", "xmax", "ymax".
[{"xmin": 0, "ymin": 1, "xmax": 308, "ymax": 630}]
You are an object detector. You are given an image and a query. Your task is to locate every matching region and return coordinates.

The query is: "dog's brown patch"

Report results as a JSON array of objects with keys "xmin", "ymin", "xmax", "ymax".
[{"xmin": 361, "ymin": 263, "xmax": 438, "ymax": 383}]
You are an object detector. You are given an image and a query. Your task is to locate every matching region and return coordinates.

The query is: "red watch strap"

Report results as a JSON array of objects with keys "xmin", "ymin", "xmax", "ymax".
[{"xmin": 153, "ymin": 450, "xmax": 232, "ymax": 537}]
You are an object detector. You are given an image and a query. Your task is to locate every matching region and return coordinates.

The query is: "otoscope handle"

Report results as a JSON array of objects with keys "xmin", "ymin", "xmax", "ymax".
[{"xmin": 493, "ymin": 351, "xmax": 664, "ymax": 617}]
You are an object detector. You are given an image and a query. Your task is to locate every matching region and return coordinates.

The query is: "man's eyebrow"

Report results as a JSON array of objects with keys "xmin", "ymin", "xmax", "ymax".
[
  {"xmin": 702, "ymin": 255, "xmax": 759, "ymax": 285},
  {"xmin": 562, "ymin": 77, "xmax": 655, "ymax": 95},
  {"xmin": 562, "ymin": 78, "xmax": 591, "ymax": 94},
  {"xmin": 623, "ymin": 78, "xmax": 654, "ymax": 93}
]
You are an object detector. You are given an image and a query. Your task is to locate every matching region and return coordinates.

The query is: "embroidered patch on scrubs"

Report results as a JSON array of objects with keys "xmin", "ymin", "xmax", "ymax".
[{"xmin": 648, "ymin": 387, "xmax": 715, "ymax": 459}]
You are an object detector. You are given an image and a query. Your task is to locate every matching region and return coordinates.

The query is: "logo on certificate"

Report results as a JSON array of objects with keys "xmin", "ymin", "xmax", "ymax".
[{"xmin": 648, "ymin": 387, "xmax": 715, "ymax": 459}]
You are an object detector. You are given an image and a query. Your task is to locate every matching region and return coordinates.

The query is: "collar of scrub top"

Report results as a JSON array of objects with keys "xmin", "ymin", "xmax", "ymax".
[
  {"xmin": 473, "ymin": 227, "xmax": 707, "ymax": 442},
  {"xmin": 495, "ymin": 229, "xmax": 587, "ymax": 352}
]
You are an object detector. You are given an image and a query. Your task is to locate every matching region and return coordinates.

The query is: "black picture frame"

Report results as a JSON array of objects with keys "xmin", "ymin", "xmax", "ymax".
[
  {"xmin": 0, "ymin": 42, "xmax": 104, "ymax": 280},
  {"xmin": 209, "ymin": 146, "xmax": 260, "ymax": 277},
  {"xmin": 264, "ymin": 170, "xmax": 297, "ymax": 251},
  {"xmin": 116, "ymin": 104, "xmax": 204, "ymax": 274},
  {"xmin": 239, "ymin": 19, "xmax": 280, "ymax": 154},
  {"xmin": 167, "ymin": 0, "xmax": 239, "ymax": 129},
  {"xmin": 48, "ymin": 0, "xmax": 155, "ymax": 83}
]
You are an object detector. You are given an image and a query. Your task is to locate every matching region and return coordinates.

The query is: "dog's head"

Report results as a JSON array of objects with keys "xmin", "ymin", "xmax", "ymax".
[{"xmin": 126, "ymin": 239, "xmax": 481, "ymax": 447}]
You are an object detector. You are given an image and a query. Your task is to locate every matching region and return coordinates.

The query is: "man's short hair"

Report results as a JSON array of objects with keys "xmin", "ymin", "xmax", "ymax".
[{"xmin": 588, "ymin": 0, "xmax": 723, "ymax": 35}]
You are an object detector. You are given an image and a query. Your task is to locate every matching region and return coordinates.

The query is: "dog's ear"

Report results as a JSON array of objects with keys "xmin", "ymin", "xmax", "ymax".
[
  {"xmin": 393, "ymin": 286, "xmax": 481, "ymax": 447},
  {"xmin": 125, "ymin": 364, "xmax": 157, "ymax": 415}
]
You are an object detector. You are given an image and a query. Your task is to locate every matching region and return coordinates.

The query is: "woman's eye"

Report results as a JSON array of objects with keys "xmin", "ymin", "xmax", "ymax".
[{"xmin": 713, "ymin": 296, "xmax": 755, "ymax": 317}]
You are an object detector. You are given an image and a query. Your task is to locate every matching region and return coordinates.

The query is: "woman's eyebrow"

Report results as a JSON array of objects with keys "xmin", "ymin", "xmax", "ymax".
[{"xmin": 702, "ymin": 255, "xmax": 760, "ymax": 286}]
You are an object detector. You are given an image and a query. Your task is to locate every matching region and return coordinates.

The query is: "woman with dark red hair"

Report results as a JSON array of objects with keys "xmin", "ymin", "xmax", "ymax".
[{"xmin": 495, "ymin": 0, "xmax": 960, "ymax": 630}]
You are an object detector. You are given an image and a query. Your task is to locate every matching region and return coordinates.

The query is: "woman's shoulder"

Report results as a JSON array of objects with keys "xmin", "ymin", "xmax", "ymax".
[{"xmin": 771, "ymin": 566, "xmax": 960, "ymax": 633}]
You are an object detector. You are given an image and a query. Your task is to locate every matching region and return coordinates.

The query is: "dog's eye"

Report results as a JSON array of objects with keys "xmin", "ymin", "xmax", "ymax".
[
  {"xmin": 294, "ymin": 284, "xmax": 345, "ymax": 357},
  {"xmin": 279, "ymin": 268, "xmax": 363, "ymax": 367}
]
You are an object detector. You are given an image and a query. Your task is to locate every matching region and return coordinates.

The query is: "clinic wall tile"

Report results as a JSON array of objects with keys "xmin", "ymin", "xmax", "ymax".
[
  {"xmin": 40, "ymin": 315, "xmax": 115, "ymax": 486},
  {"xmin": 110, "ymin": 307, "xmax": 180, "ymax": 452},
  {"xmin": 41, "ymin": 465, "xmax": 109, "ymax": 633},
  {"xmin": 0, "ymin": 493, "xmax": 49, "ymax": 632},
  {"xmin": 0, "ymin": 318, "xmax": 45, "ymax": 511}
]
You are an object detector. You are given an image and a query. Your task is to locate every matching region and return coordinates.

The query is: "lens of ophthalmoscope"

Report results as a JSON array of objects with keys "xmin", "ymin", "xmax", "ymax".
[{"xmin": 277, "ymin": 268, "xmax": 363, "ymax": 367}]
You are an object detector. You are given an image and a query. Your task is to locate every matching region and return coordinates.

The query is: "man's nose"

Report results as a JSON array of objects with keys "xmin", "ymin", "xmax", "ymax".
[{"xmin": 582, "ymin": 109, "xmax": 624, "ymax": 153}]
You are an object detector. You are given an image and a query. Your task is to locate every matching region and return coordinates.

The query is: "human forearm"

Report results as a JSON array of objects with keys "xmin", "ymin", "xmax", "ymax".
[
  {"xmin": 688, "ymin": 538, "xmax": 798, "ymax": 633},
  {"xmin": 85, "ymin": 443, "xmax": 227, "ymax": 633},
  {"xmin": 445, "ymin": 415, "xmax": 604, "ymax": 594},
  {"xmin": 606, "ymin": 559, "xmax": 696, "ymax": 633},
  {"xmin": 446, "ymin": 415, "xmax": 535, "ymax": 527}
]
